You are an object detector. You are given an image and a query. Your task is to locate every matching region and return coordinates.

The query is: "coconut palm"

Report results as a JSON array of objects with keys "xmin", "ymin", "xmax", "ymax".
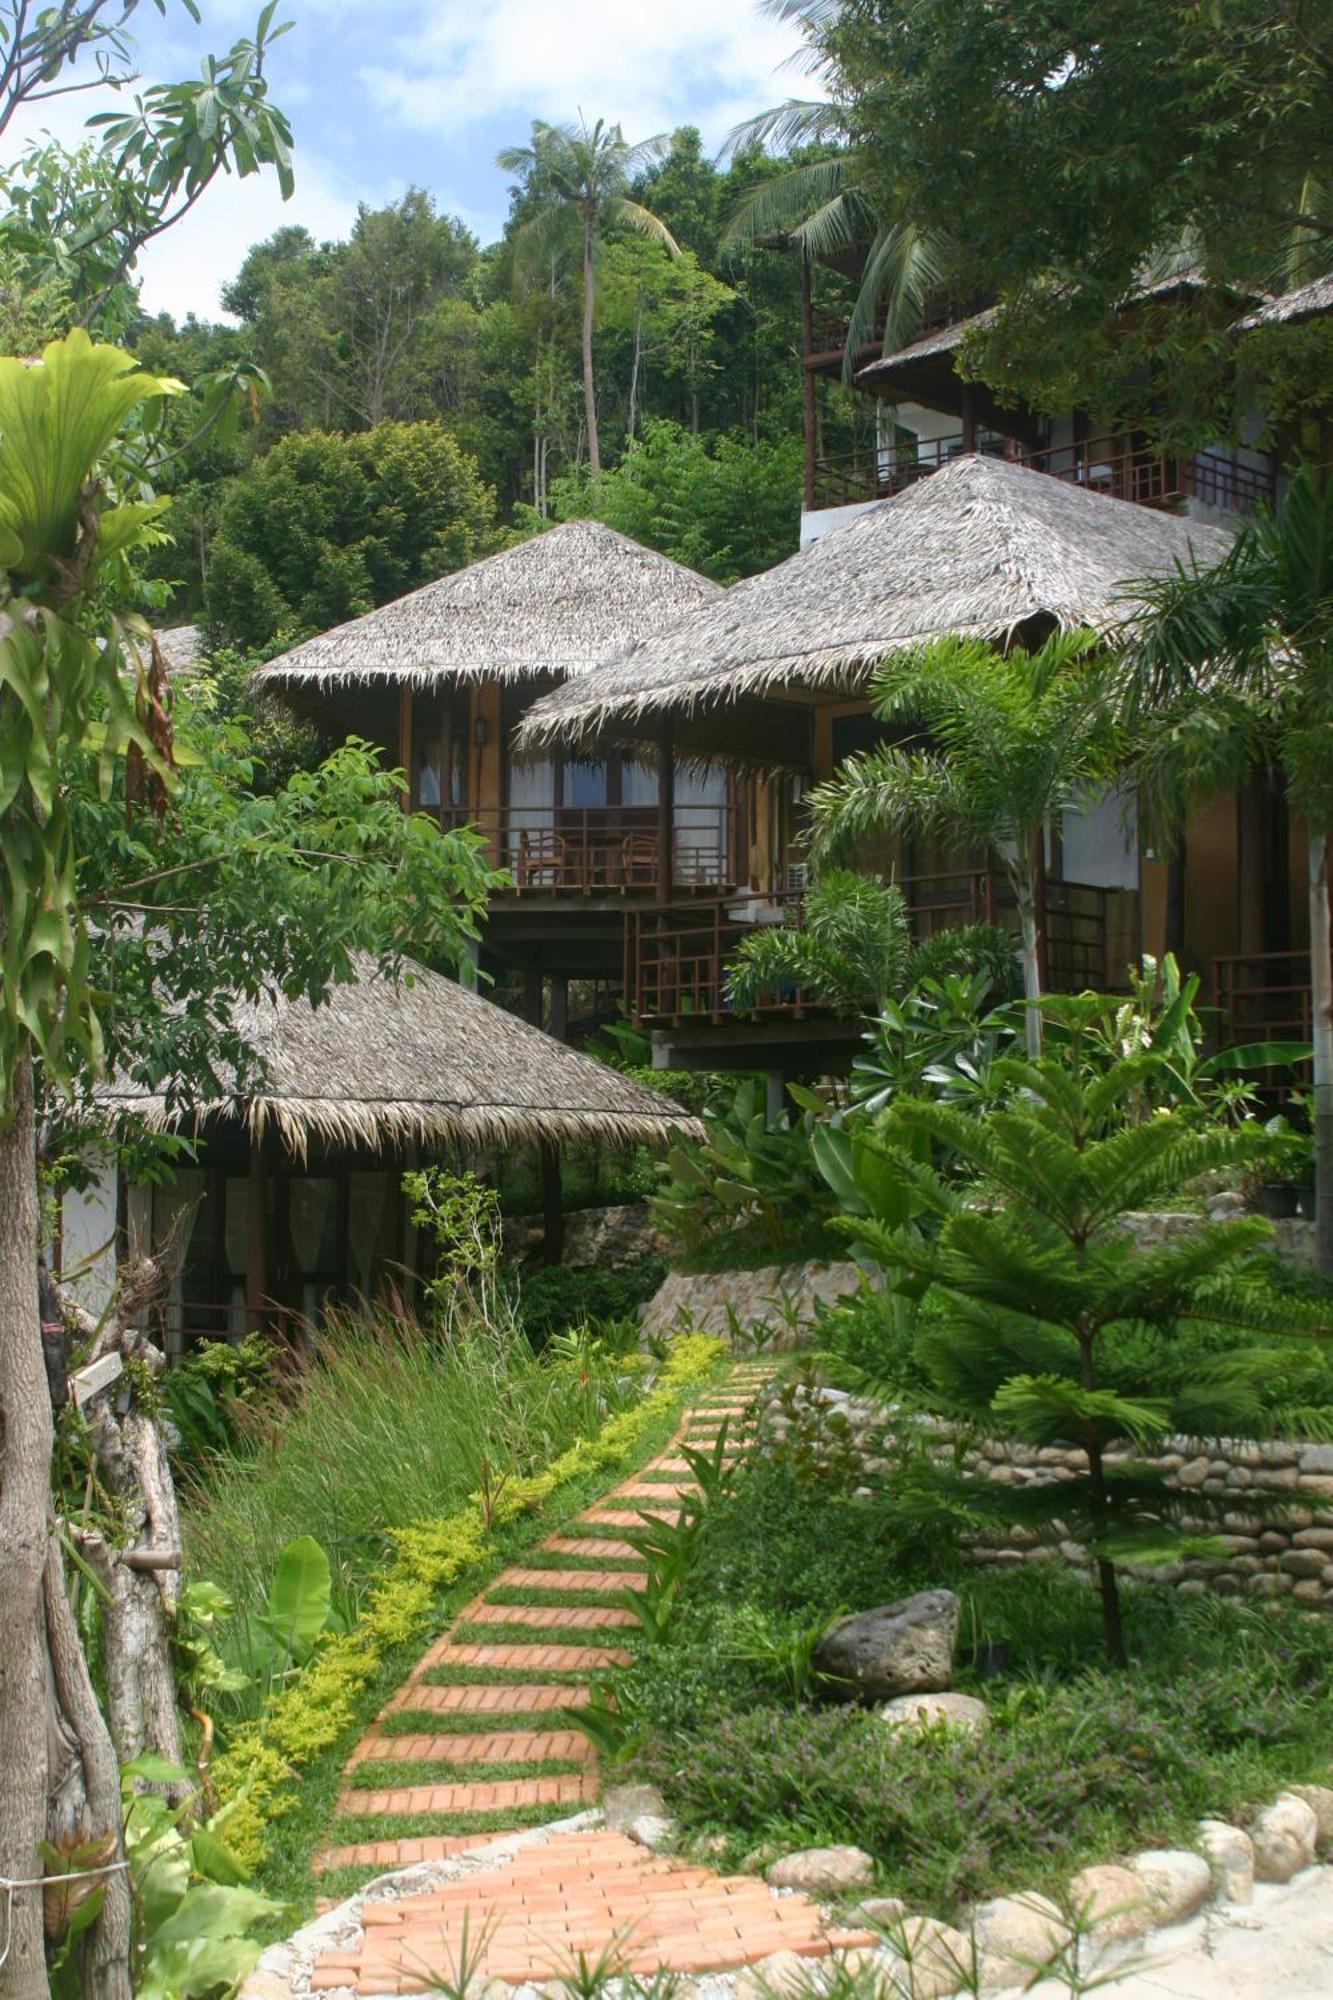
[
  {"xmin": 806, "ymin": 629, "xmax": 1124, "ymax": 1055},
  {"xmin": 497, "ymin": 117, "xmax": 680, "ymax": 477},
  {"xmin": 1122, "ymin": 465, "xmax": 1333, "ymax": 1272},
  {"xmin": 720, "ymin": 0, "xmax": 954, "ymax": 372}
]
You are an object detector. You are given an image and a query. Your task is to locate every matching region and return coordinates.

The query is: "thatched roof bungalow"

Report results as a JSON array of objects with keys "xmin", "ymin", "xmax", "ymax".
[
  {"xmin": 68, "ymin": 956, "xmax": 696, "ymax": 1356},
  {"xmin": 252, "ymin": 518, "xmax": 721, "ymax": 694},
  {"xmin": 251, "ymin": 521, "xmax": 734, "ymax": 933},
  {"xmin": 516, "ymin": 455, "xmax": 1234, "ymax": 764}
]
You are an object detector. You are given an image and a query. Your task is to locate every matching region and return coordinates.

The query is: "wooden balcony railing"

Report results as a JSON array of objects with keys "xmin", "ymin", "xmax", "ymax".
[
  {"xmin": 809, "ymin": 435, "xmax": 1277, "ymax": 518},
  {"xmin": 627, "ymin": 870, "xmax": 1115, "ymax": 1025},
  {"xmin": 1213, "ymin": 950, "xmax": 1317, "ymax": 1049},
  {"xmin": 439, "ymin": 805, "xmax": 737, "ymax": 896}
]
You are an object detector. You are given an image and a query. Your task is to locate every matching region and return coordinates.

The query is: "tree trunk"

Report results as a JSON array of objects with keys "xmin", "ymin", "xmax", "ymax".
[
  {"xmin": 582, "ymin": 211, "xmax": 600, "ymax": 478},
  {"xmin": 1310, "ymin": 831, "xmax": 1333, "ymax": 1277},
  {"xmin": 43, "ymin": 1546, "xmax": 132, "ymax": 2000},
  {"xmin": 0, "ymin": 1056, "xmax": 52, "ymax": 2000},
  {"xmin": 1013, "ymin": 855, "xmax": 1043, "ymax": 1057},
  {"xmin": 628, "ymin": 301, "xmax": 642, "ymax": 441}
]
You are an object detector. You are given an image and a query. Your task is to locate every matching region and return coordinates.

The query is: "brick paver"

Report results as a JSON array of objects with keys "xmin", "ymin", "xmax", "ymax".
[
  {"xmin": 311, "ymin": 1364, "xmax": 813, "ymax": 1989},
  {"xmin": 310, "ymin": 1829, "xmax": 874, "ymax": 1993}
]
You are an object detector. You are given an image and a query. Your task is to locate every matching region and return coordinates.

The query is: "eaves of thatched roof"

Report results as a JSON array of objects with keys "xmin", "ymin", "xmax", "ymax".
[
  {"xmin": 251, "ymin": 519, "xmax": 722, "ymax": 693},
  {"xmin": 854, "ymin": 306, "xmax": 998, "ymax": 382},
  {"xmin": 95, "ymin": 953, "xmax": 700, "ymax": 1159},
  {"xmin": 1239, "ymin": 272, "xmax": 1333, "ymax": 329},
  {"xmin": 516, "ymin": 455, "xmax": 1235, "ymax": 756}
]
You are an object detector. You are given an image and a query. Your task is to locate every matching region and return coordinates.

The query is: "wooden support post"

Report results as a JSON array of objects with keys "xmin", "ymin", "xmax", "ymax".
[
  {"xmin": 397, "ymin": 685, "xmax": 413, "ymax": 808},
  {"xmin": 438, "ymin": 689, "xmax": 453, "ymax": 829},
  {"xmin": 245, "ymin": 1138, "xmax": 268, "ymax": 1333},
  {"xmin": 800, "ymin": 255, "xmax": 817, "ymax": 511},
  {"xmin": 548, "ymin": 974, "xmax": 569, "ymax": 1042},
  {"xmin": 540, "ymin": 1140, "xmax": 564, "ymax": 1267},
  {"xmin": 960, "ymin": 381, "xmax": 978, "ymax": 455},
  {"xmin": 523, "ymin": 970, "xmax": 543, "ymax": 1028},
  {"xmin": 656, "ymin": 722, "xmax": 675, "ymax": 904}
]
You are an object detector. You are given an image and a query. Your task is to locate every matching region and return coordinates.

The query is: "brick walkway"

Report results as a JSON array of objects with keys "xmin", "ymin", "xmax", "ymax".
[{"xmin": 307, "ymin": 1365, "xmax": 876, "ymax": 1990}]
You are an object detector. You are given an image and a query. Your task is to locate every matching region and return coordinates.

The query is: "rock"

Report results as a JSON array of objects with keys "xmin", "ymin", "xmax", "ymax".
[
  {"xmin": 1251, "ymin": 1794, "xmax": 1319, "ymax": 1881},
  {"xmin": 1066, "ymin": 1865, "xmax": 1151, "ymax": 1942},
  {"xmin": 237, "ymin": 1977, "xmax": 291, "ymax": 2000},
  {"xmin": 813, "ymin": 1591, "xmax": 959, "ymax": 1703},
  {"xmin": 602, "ymin": 1783, "xmax": 667, "ymax": 1832},
  {"xmin": 1128, "ymin": 1849, "xmax": 1212, "ymax": 1923},
  {"xmin": 970, "ymin": 1891, "xmax": 1071, "ymax": 1976},
  {"xmin": 879, "ymin": 1691, "xmax": 989, "ymax": 1738},
  {"xmin": 855, "ymin": 1896, "xmax": 911, "ymax": 1930},
  {"xmin": 1285, "ymin": 1784, "xmax": 1333, "ymax": 1852},
  {"xmin": 733, "ymin": 1950, "xmax": 811, "ymax": 2000},
  {"xmin": 890, "ymin": 1918, "xmax": 974, "ymax": 2000},
  {"xmin": 626, "ymin": 1813, "xmax": 677, "ymax": 1853},
  {"xmin": 1198, "ymin": 1820, "xmax": 1254, "ymax": 1902},
  {"xmin": 765, "ymin": 1846, "xmax": 875, "ymax": 1896}
]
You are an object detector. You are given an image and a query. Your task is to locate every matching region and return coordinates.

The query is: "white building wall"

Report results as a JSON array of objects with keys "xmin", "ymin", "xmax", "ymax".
[{"xmin": 58, "ymin": 1158, "xmax": 119, "ymax": 1322}]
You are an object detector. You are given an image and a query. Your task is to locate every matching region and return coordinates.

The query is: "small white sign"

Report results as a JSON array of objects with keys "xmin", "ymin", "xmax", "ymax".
[{"xmin": 71, "ymin": 1351, "xmax": 124, "ymax": 1411}]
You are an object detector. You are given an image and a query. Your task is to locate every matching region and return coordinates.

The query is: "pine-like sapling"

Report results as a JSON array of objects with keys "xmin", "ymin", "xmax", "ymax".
[{"xmin": 841, "ymin": 995, "xmax": 1332, "ymax": 1663}]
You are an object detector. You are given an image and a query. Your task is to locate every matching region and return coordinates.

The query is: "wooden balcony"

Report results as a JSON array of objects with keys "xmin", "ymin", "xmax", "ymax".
[
  {"xmin": 627, "ymin": 870, "xmax": 1115, "ymax": 1025},
  {"xmin": 441, "ymin": 805, "xmax": 739, "ymax": 897},
  {"xmin": 809, "ymin": 435, "xmax": 1276, "ymax": 518}
]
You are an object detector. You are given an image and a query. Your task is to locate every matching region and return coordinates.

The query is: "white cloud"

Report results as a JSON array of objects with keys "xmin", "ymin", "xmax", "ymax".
[{"xmin": 367, "ymin": 0, "xmax": 813, "ymax": 155}]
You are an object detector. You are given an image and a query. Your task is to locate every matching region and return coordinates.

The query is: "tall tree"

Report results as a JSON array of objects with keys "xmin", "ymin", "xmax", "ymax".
[
  {"xmin": 1124, "ymin": 467, "xmax": 1333, "ymax": 1273},
  {"xmin": 496, "ymin": 117, "xmax": 680, "ymax": 476},
  {"xmin": 819, "ymin": 0, "xmax": 1333, "ymax": 440},
  {"xmin": 806, "ymin": 630, "xmax": 1123, "ymax": 1055}
]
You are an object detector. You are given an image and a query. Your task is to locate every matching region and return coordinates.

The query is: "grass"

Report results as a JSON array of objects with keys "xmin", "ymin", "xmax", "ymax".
[
  {"xmin": 485, "ymin": 1585, "xmax": 638, "ymax": 1608},
  {"xmin": 420, "ymin": 1662, "xmax": 600, "ymax": 1687},
  {"xmin": 450, "ymin": 1619, "xmax": 632, "ymax": 1647},
  {"xmin": 512, "ymin": 1550, "xmax": 646, "ymax": 1573},
  {"xmin": 331, "ymin": 1805, "xmax": 567, "ymax": 1843},
  {"xmin": 346, "ymin": 1757, "xmax": 585, "ymax": 1787},
  {"xmin": 377, "ymin": 1708, "xmax": 581, "ymax": 1736},
  {"xmin": 182, "ymin": 1311, "xmax": 645, "ymax": 1635}
]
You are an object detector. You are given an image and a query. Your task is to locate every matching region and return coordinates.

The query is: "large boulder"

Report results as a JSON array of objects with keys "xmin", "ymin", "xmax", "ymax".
[
  {"xmin": 1128, "ymin": 1849, "xmax": 1212, "ymax": 1924},
  {"xmin": 1198, "ymin": 1820, "xmax": 1254, "ymax": 1903},
  {"xmin": 813, "ymin": 1591, "xmax": 960, "ymax": 1703}
]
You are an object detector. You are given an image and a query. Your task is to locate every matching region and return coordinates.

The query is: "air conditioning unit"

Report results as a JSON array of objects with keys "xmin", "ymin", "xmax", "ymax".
[{"xmin": 786, "ymin": 862, "xmax": 808, "ymax": 893}]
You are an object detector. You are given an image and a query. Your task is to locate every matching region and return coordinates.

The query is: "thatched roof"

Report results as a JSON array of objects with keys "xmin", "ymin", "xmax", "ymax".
[
  {"xmin": 251, "ymin": 520, "xmax": 722, "ymax": 694},
  {"xmin": 96, "ymin": 953, "xmax": 700, "ymax": 1158},
  {"xmin": 855, "ymin": 307, "xmax": 997, "ymax": 382},
  {"xmin": 1240, "ymin": 272, "xmax": 1333, "ymax": 328},
  {"xmin": 516, "ymin": 455, "xmax": 1235, "ymax": 756}
]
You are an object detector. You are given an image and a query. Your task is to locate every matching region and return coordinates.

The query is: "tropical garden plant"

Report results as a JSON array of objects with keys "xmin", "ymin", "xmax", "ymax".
[
  {"xmin": 1123, "ymin": 465, "xmax": 1333, "ymax": 1270},
  {"xmin": 806, "ymin": 628, "xmax": 1124, "ymax": 1054}
]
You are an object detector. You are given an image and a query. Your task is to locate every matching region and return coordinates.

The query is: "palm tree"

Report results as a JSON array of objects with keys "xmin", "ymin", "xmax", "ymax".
[
  {"xmin": 805, "ymin": 629, "xmax": 1124, "ymax": 1055},
  {"xmin": 1122, "ymin": 466, "xmax": 1333, "ymax": 1272},
  {"xmin": 720, "ymin": 1, "xmax": 954, "ymax": 372},
  {"xmin": 725, "ymin": 868, "xmax": 1019, "ymax": 1016},
  {"xmin": 497, "ymin": 118, "xmax": 680, "ymax": 477}
]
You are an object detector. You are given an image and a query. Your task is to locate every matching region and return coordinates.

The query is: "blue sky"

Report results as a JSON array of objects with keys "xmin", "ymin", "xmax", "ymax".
[{"xmin": 11, "ymin": 0, "xmax": 809, "ymax": 321}]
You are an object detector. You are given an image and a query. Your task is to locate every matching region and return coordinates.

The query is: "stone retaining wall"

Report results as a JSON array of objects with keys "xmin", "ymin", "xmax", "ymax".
[
  {"xmin": 765, "ymin": 1384, "xmax": 1333, "ymax": 1610},
  {"xmin": 640, "ymin": 1261, "xmax": 869, "ymax": 1344}
]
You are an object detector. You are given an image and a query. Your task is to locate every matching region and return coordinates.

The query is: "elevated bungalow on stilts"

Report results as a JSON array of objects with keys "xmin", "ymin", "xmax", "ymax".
[
  {"xmin": 251, "ymin": 520, "xmax": 754, "ymax": 1036},
  {"xmin": 59, "ymin": 954, "xmax": 699, "ymax": 1355},
  {"xmin": 516, "ymin": 455, "xmax": 1254, "ymax": 1078}
]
